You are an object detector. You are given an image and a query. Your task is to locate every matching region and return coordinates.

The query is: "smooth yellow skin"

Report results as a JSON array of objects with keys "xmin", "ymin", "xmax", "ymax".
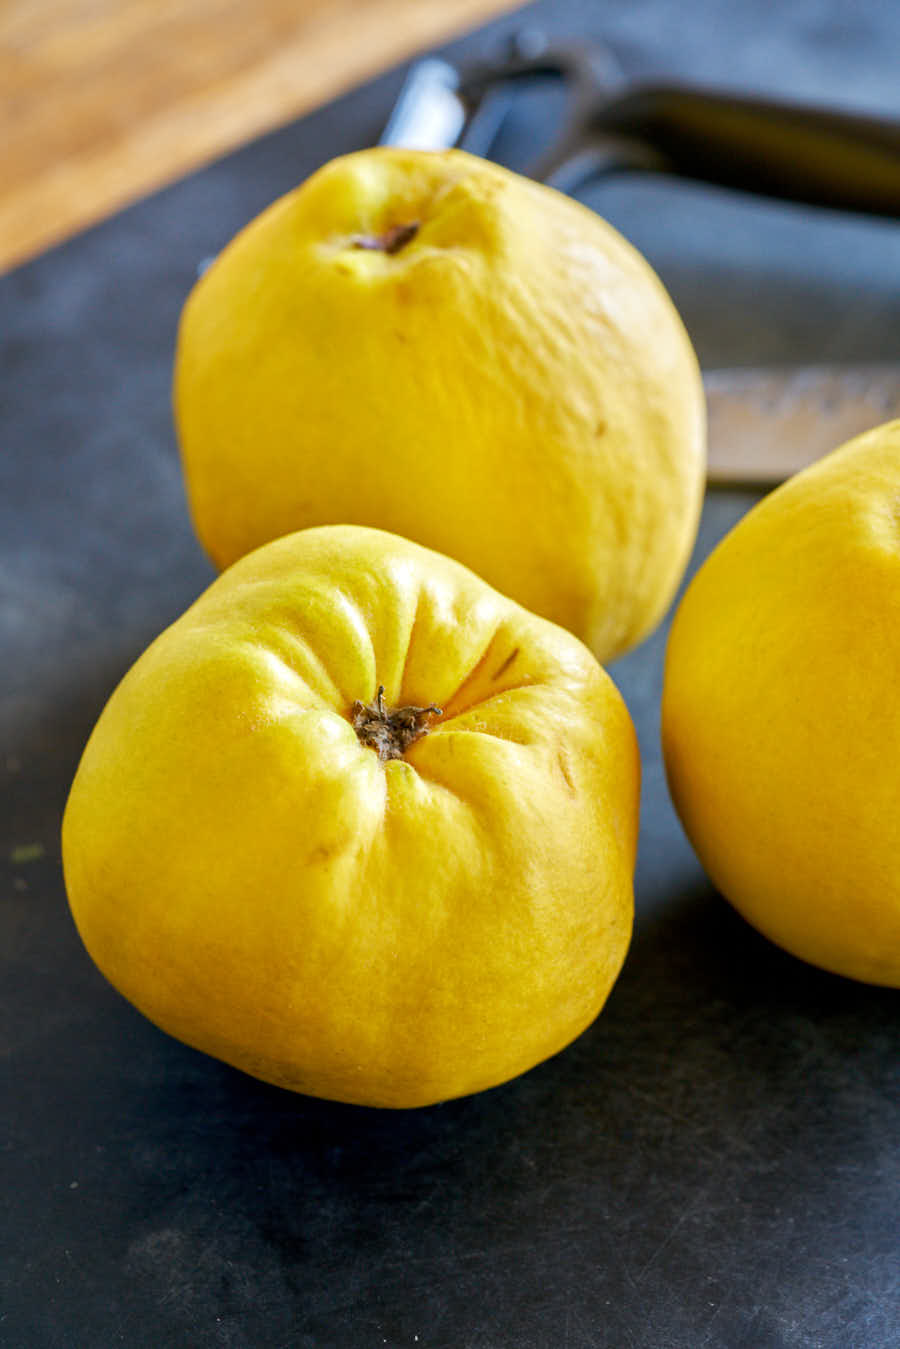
[
  {"xmin": 662, "ymin": 421, "xmax": 900, "ymax": 986},
  {"xmin": 63, "ymin": 526, "xmax": 639, "ymax": 1107},
  {"xmin": 173, "ymin": 147, "xmax": 705, "ymax": 664}
]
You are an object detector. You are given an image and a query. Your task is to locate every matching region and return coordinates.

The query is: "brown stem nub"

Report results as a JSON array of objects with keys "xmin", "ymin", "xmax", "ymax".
[
  {"xmin": 351, "ymin": 684, "xmax": 442, "ymax": 762},
  {"xmin": 351, "ymin": 221, "xmax": 420, "ymax": 255}
]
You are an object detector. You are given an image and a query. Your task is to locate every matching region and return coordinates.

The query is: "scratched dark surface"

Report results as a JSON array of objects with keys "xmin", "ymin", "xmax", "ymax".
[{"xmin": 3, "ymin": 2, "xmax": 900, "ymax": 1346}]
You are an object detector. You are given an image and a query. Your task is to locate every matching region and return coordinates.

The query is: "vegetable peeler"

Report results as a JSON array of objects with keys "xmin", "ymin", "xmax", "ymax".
[{"xmin": 380, "ymin": 31, "xmax": 900, "ymax": 216}]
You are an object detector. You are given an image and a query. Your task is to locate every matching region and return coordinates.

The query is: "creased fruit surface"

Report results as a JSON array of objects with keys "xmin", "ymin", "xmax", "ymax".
[{"xmin": 63, "ymin": 526, "xmax": 639, "ymax": 1106}]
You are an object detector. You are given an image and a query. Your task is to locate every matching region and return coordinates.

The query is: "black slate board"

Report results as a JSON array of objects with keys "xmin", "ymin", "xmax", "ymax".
[{"xmin": 3, "ymin": 2, "xmax": 900, "ymax": 1346}]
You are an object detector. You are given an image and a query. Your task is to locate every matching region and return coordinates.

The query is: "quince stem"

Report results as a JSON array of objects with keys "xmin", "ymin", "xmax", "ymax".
[
  {"xmin": 351, "ymin": 684, "xmax": 442, "ymax": 761},
  {"xmin": 351, "ymin": 221, "xmax": 420, "ymax": 255}
]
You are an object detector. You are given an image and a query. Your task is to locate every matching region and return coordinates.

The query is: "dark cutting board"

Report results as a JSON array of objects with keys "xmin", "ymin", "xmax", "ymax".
[{"xmin": 3, "ymin": 3, "xmax": 900, "ymax": 1346}]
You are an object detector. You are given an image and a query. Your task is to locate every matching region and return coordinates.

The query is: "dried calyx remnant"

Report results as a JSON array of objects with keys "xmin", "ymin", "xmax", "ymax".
[
  {"xmin": 352, "ymin": 685, "xmax": 442, "ymax": 762},
  {"xmin": 352, "ymin": 221, "xmax": 420, "ymax": 255}
]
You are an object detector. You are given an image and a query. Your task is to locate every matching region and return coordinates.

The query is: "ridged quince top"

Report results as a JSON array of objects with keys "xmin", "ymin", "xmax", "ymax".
[{"xmin": 62, "ymin": 526, "xmax": 639, "ymax": 1107}]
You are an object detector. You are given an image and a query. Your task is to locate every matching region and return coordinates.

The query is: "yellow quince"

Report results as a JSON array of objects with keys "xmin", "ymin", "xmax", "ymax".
[
  {"xmin": 173, "ymin": 148, "xmax": 705, "ymax": 663},
  {"xmin": 663, "ymin": 420, "xmax": 900, "ymax": 986},
  {"xmin": 63, "ymin": 526, "xmax": 640, "ymax": 1106}
]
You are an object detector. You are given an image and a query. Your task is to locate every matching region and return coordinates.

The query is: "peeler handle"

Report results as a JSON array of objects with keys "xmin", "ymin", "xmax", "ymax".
[{"xmin": 577, "ymin": 84, "xmax": 900, "ymax": 216}]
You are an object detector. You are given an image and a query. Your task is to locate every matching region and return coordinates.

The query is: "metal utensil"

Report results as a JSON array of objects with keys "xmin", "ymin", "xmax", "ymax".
[
  {"xmin": 704, "ymin": 365, "xmax": 900, "ymax": 484},
  {"xmin": 381, "ymin": 37, "xmax": 900, "ymax": 215}
]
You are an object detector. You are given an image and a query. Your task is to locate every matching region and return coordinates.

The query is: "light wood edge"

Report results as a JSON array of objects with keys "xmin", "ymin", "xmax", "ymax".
[{"xmin": 1, "ymin": 0, "xmax": 522, "ymax": 275}]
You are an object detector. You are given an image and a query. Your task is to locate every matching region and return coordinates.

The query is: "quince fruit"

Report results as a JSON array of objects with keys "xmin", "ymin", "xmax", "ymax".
[
  {"xmin": 662, "ymin": 420, "xmax": 900, "ymax": 986},
  {"xmin": 62, "ymin": 526, "xmax": 639, "ymax": 1107},
  {"xmin": 173, "ymin": 148, "xmax": 705, "ymax": 664}
]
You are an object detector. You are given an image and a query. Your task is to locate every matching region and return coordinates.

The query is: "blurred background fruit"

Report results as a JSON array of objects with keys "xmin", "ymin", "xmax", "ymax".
[{"xmin": 662, "ymin": 419, "xmax": 900, "ymax": 986}]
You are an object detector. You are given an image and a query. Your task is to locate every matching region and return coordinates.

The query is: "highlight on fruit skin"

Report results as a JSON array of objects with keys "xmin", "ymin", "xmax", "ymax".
[
  {"xmin": 662, "ymin": 419, "xmax": 900, "ymax": 988},
  {"xmin": 173, "ymin": 146, "xmax": 706, "ymax": 666},
  {"xmin": 62, "ymin": 524, "xmax": 641, "ymax": 1108}
]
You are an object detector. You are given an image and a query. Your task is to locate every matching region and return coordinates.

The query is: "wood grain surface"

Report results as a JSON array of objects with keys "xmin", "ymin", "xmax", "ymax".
[{"xmin": 0, "ymin": 0, "xmax": 521, "ymax": 274}]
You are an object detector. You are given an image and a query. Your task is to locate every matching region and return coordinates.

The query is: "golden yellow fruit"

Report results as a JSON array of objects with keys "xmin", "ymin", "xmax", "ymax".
[
  {"xmin": 62, "ymin": 525, "xmax": 639, "ymax": 1107},
  {"xmin": 173, "ymin": 147, "xmax": 705, "ymax": 664},
  {"xmin": 662, "ymin": 420, "xmax": 900, "ymax": 986}
]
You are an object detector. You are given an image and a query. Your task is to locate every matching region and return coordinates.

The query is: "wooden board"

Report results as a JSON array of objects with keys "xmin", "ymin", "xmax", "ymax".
[{"xmin": 0, "ymin": 0, "xmax": 520, "ymax": 274}]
